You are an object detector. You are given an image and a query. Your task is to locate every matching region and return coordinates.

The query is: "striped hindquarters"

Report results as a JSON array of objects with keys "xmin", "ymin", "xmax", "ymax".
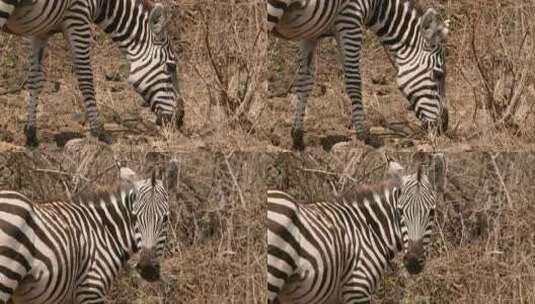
[
  {"xmin": 266, "ymin": 0, "xmax": 341, "ymax": 40},
  {"xmin": 0, "ymin": 191, "xmax": 72, "ymax": 303},
  {"xmin": 267, "ymin": 190, "xmax": 357, "ymax": 304},
  {"xmin": 267, "ymin": 190, "xmax": 302, "ymax": 302}
]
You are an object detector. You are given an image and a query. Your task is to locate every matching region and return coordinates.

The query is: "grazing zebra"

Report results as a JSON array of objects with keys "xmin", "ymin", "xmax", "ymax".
[
  {"xmin": 0, "ymin": 0, "xmax": 183, "ymax": 147},
  {"xmin": 267, "ymin": 154, "xmax": 448, "ymax": 303},
  {"xmin": 267, "ymin": 0, "xmax": 449, "ymax": 150},
  {"xmin": 0, "ymin": 161, "xmax": 177, "ymax": 303}
]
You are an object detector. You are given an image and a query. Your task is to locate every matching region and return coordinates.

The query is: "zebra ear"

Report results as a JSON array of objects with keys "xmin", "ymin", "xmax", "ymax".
[
  {"xmin": 164, "ymin": 159, "xmax": 179, "ymax": 193},
  {"xmin": 149, "ymin": 3, "xmax": 168, "ymax": 42},
  {"xmin": 119, "ymin": 164, "xmax": 139, "ymax": 185},
  {"xmin": 416, "ymin": 164, "xmax": 425, "ymax": 184},
  {"xmin": 151, "ymin": 169, "xmax": 157, "ymax": 187},
  {"xmin": 385, "ymin": 155, "xmax": 404, "ymax": 187},
  {"xmin": 428, "ymin": 153, "xmax": 448, "ymax": 193},
  {"xmin": 421, "ymin": 8, "xmax": 446, "ymax": 48}
]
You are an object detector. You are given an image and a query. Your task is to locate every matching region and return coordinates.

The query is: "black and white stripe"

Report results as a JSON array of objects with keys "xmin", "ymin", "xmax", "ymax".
[
  {"xmin": 267, "ymin": 0, "xmax": 449, "ymax": 150},
  {"xmin": 1, "ymin": 0, "xmax": 183, "ymax": 147},
  {"xmin": 0, "ymin": 163, "xmax": 177, "ymax": 304},
  {"xmin": 267, "ymin": 155, "xmax": 448, "ymax": 303}
]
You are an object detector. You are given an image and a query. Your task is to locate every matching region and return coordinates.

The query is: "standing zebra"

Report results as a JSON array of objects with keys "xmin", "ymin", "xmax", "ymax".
[
  {"xmin": 0, "ymin": 161, "xmax": 178, "ymax": 303},
  {"xmin": 267, "ymin": 0, "xmax": 449, "ymax": 150},
  {"xmin": 0, "ymin": 0, "xmax": 184, "ymax": 147},
  {"xmin": 267, "ymin": 154, "xmax": 448, "ymax": 303}
]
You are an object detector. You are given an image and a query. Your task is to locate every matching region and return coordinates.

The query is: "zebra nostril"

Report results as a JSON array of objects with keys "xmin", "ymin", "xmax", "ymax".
[{"xmin": 403, "ymin": 256, "xmax": 424, "ymax": 275}]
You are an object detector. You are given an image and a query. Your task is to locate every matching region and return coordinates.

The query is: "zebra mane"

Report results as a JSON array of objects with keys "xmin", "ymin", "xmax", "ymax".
[
  {"xmin": 339, "ymin": 178, "xmax": 399, "ymax": 205},
  {"xmin": 138, "ymin": 0, "xmax": 155, "ymax": 11},
  {"xmin": 71, "ymin": 184, "xmax": 134, "ymax": 207},
  {"xmin": 404, "ymin": 0, "xmax": 423, "ymax": 16}
]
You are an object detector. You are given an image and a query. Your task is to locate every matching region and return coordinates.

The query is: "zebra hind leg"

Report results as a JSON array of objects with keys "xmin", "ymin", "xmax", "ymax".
[
  {"xmin": 24, "ymin": 36, "xmax": 50, "ymax": 148},
  {"xmin": 291, "ymin": 39, "xmax": 318, "ymax": 151},
  {"xmin": 63, "ymin": 19, "xmax": 112, "ymax": 144}
]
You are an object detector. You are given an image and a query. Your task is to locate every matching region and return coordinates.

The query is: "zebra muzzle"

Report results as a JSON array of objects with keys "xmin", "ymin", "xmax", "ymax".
[
  {"xmin": 403, "ymin": 256, "xmax": 425, "ymax": 275},
  {"xmin": 136, "ymin": 250, "xmax": 161, "ymax": 282},
  {"xmin": 403, "ymin": 239, "xmax": 425, "ymax": 275}
]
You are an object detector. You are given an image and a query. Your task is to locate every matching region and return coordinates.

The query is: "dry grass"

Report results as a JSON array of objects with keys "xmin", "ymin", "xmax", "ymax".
[
  {"xmin": 0, "ymin": 148, "xmax": 267, "ymax": 303},
  {"xmin": 2, "ymin": 1, "xmax": 535, "ymax": 303},
  {"xmin": 266, "ymin": 151, "xmax": 535, "ymax": 303},
  {"xmin": 265, "ymin": 0, "xmax": 535, "ymax": 152}
]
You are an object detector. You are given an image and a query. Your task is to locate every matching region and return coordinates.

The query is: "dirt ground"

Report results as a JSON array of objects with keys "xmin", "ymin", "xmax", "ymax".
[
  {"xmin": 266, "ymin": 151, "xmax": 535, "ymax": 303},
  {"xmin": 0, "ymin": 148, "xmax": 267, "ymax": 303}
]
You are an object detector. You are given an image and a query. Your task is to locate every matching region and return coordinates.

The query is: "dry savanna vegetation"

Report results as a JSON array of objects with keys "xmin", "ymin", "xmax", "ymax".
[
  {"xmin": 266, "ymin": 0, "xmax": 535, "ymax": 152},
  {"xmin": 1, "ymin": 1, "xmax": 533, "ymax": 153},
  {"xmin": 1, "ymin": 1, "xmax": 535, "ymax": 303},
  {"xmin": 0, "ymin": 148, "xmax": 267, "ymax": 303},
  {"xmin": 0, "ymin": 0, "xmax": 267, "ymax": 152},
  {"xmin": 266, "ymin": 151, "xmax": 535, "ymax": 303}
]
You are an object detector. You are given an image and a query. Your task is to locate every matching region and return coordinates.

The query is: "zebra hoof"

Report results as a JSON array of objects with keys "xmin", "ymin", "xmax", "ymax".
[
  {"xmin": 364, "ymin": 135, "xmax": 384, "ymax": 148},
  {"xmin": 24, "ymin": 125, "xmax": 39, "ymax": 148},
  {"xmin": 291, "ymin": 128, "xmax": 305, "ymax": 151},
  {"xmin": 91, "ymin": 128, "xmax": 113, "ymax": 144}
]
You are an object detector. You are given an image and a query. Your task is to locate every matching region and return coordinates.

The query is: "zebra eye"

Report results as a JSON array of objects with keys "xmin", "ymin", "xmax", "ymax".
[
  {"xmin": 433, "ymin": 69, "xmax": 444, "ymax": 81},
  {"xmin": 166, "ymin": 62, "xmax": 176, "ymax": 73},
  {"xmin": 129, "ymin": 192, "xmax": 137, "ymax": 204}
]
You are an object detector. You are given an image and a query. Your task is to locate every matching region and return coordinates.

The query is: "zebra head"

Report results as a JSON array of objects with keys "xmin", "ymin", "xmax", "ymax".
[
  {"xmin": 396, "ymin": 154, "xmax": 448, "ymax": 275},
  {"xmin": 121, "ymin": 160, "xmax": 178, "ymax": 282},
  {"xmin": 396, "ymin": 8, "xmax": 449, "ymax": 134},
  {"xmin": 127, "ymin": 3, "xmax": 184, "ymax": 129}
]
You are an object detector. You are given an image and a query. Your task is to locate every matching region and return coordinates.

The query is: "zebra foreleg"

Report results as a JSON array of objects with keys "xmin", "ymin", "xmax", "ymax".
[
  {"xmin": 291, "ymin": 39, "xmax": 317, "ymax": 151},
  {"xmin": 24, "ymin": 36, "xmax": 50, "ymax": 147},
  {"xmin": 336, "ymin": 27, "xmax": 382, "ymax": 148},
  {"xmin": 63, "ymin": 20, "xmax": 112, "ymax": 144}
]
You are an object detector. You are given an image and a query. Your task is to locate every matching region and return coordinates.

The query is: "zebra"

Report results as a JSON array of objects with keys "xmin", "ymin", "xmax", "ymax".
[
  {"xmin": 0, "ymin": 0, "xmax": 184, "ymax": 147},
  {"xmin": 267, "ymin": 154, "xmax": 448, "ymax": 303},
  {"xmin": 0, "ymin": 160, "xmax": 178, "ymax": 303},
  {"xmin": 267, "ymin": 0, "xmax": 450, "ymax": 150}
]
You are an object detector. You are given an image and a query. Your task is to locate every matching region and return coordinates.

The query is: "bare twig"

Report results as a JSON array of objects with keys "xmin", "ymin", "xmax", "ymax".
[
  {"xmin": 224, "ymin": 154, "xmax": 246, "ymax": 208},
  {"xmin": 488, "ymin": 153, "xmax": 513, "ymax": 209},
  {"xmin": 32, "ymin": 168, "xmax": 90, "ymax": 182}
]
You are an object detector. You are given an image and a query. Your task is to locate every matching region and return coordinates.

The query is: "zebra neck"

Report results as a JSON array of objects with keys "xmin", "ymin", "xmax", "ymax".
[
  {"xmin": 77, "ymin": 188, "xmax": 138, "ymax": 260},
  {"xmin": 353, "ymin": 188, "xmax": 403, "ymax": 260},
  {"xmin": 367, "ymin": 0, "xmax": 423, "ymax": 66},
  {"xmin": 94, "ymin": 0, "xmax": 153, "ymax": 62}
]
